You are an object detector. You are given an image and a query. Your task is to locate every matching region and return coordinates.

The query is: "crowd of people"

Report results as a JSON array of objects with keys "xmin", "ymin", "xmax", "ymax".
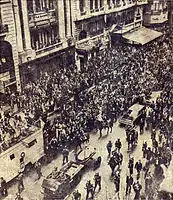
[{"xmin": 1, "ymin": 23, "xmax": 173, "ymax": 198}]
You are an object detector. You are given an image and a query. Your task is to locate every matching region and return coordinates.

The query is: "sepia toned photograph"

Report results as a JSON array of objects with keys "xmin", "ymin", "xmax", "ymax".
[{"xmin": 0, "ymin": 0, "xmax": 173, "ymax": 199}]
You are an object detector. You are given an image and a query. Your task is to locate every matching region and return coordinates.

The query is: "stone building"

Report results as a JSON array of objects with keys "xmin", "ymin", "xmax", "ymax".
[
  {"xmin": 0, "ymin": 0, "xmax": 21, "ymax": 93},
  {"xmin": 18, "ymin": 0, "xmax": 75, "ymax": 87},
  {"xmin": 1, "ymin": 0, "xmax": 163, "ymax": 92}
]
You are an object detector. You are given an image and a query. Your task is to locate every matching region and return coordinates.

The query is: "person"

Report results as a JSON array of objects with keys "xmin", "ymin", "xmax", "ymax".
[
  {"xmin": 128, "ymin": 157, "xmax": 134, "ymax": 175},
  {"xmin": 115, "ymin": 138, "xmax": 122, "ymax": 152},
  {"xmin": 17, "ymin": 172, "xmax": 24, "ymax": 193},
  {"xmin": 135, "ymin": 160, "xmax": 142, "ymax": 180},
  {"xmin": 133, "ymin": 180, "xmax": 142, "ymax": 200},
  {"xmin": 85, "ymin": 180, "xmax": 94, "ymax": 200},
  {"xmin": 62, "ymin": 146, "xmax": 69, "ymax": 165},
  {"xmin": 142, "ymin": 141, "xmax": 147, "ymax": 158},
  {"xmin": 106, "ymin": 141, "xmax": 112, "ymax": 157},
  {"xmin": 73, "ymin": 190, "xmax": 81, "ymax": 200},
  {"xmin": 145, "ymin": 171, "xmax": 152, "ymax": 192},
  {"xmin": 126, "ymin": 174, "xmax": 133, "ymax": 195},
  {"xmin": 0, "ymin": 177, "xmax": 7, "ymax": 196},
  {"xmin": 93, "ymin": 173, "xmax": 101, "ymax": 192},
  {"xmin": 35, "ymin": 161, "xmax": 42, "ymax": 179},
  {"xmin": 108, "ymin": 156, "xmax": 117, "ymax": 176},
  {"xmin": 15, "ymin": 192, "xmax": 23, "ymax": 200},
  {"xmin": 98, "ymin": 120, "xmax": 103, "ymax": 138},
  {"xmin": 114, "ymin": 172, "xmax": 120, "ymax": 199}
]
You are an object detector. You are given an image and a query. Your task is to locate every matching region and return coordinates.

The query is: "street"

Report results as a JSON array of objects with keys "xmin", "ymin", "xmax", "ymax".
[{"xmin": 5, "ymin": 117, "xmax": 163, "ymax": 200}]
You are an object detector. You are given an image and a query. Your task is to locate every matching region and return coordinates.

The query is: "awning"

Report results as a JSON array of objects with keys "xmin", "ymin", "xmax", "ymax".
[{"xmin": 123, "ymin": 26, "xmax": 163, "ymax": 45}]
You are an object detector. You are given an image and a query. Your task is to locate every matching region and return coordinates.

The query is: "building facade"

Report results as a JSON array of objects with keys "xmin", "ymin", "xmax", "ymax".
[
  {"xmin": 143, "ymin": 0, "xmax": 168, "ymax": 26},
  {"xmin": 73, "ymin": 0, "xmax": 148, "ymax": 69},
  {"xmin": 168, "ymin": 0, "xmax": 173, "ymax": 25},
  {"xmin": 18, "ymin": 0, "xmax": 75, "ymax": 87},
  {"xmin": 0, "ymin": 0, "xmax": 21, "ymax": 93},
  {"xmin": 1, "ymin": 0, "xmax": 149, "ymax": 92}
]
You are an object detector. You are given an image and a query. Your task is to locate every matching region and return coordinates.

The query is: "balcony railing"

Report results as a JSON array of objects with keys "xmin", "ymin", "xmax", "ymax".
[
  {"xmin": 76, "ymin": 1, "xmax": 137, "ymax": 21},
  {"xmin": 137, "ymin": 0, "xmax": 148, "ymax": 5},
  {"xmin": 36, "ymin": 42, "xmax": 63, "ymax": 55},
  {"xmin": 3, "ymin": 77, "xmax": 16, "ymax": 87},
  {"xmin": 0, "ymin": 24, "xmax": 8, "ymax": 36}
]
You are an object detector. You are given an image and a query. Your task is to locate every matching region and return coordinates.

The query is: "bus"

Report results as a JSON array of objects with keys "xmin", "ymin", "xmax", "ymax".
[{"xmin": 0, "ymin": 120, "xmax": 45, "ymax": 183}]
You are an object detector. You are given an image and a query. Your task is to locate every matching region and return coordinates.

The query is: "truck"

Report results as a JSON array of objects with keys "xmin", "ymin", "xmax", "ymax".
[
  {"xmin": 42, "ymin": 161, "xmax": 85, "ymax": 200},
  {"xmin": 119, "ymin": 104, "xmax": 145, "ymax": 127},
  {"xmin": 0, "ymin": 119, "xmax": 45, "ymax": 182}
]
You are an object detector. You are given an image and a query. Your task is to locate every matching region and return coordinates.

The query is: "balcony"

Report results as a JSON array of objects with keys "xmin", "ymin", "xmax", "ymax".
[
  {"xmin": 3, "ymin": 77, "xmax": 16, "ymax": 87},
  {"xmin": 74, "ymin": 1, "xmax": 137, "ymax": 22},
  {"xmin": 35, "ymin": 42, "xmax": 63, "ymax": 56},
  {"xmin": 0, "ymin": 24, "xmax": 8, "ymax": 37},
  {"xmin": 28, "ymin": 10, "xmax": 57, "ymax": 28},
  {"xmin": 0, "ymin": 0, "xmax": 10, "ymax": 3}
]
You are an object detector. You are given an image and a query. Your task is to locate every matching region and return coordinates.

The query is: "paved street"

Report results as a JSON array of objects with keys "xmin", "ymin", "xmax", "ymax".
[{"xmin": 4, "ymin": 117, "xmax": 165, "ymax": 200}]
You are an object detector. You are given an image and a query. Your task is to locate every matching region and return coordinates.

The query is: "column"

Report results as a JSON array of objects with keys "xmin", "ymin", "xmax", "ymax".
[
  {"xmin": 46, "ymin": 0, "xmax": 49, "ymax": 9},
  {"xmin": 21, "ymin": 0, "xmax": 32, "ymax": 50},
  {"xmin": 33, "ymin": 0, "xmax": 36, "ymax": 12},
  {"xmin": 13, "ymin": 0, "xmax": 24, "ymax": 53},
  {"xmin": 57, "ymin": 0, "xmax": 65, "ymax": 40},
  {"xmin": 86, "ymin": 0, "xmax": 89, "ymax": 14},
  {"xmin": 104, "ymin": 0, "xmax": 108, "ymax": 10},
  {"xmin": 66, "ymin": 0, "xmax": 72, "ymax": 37}
]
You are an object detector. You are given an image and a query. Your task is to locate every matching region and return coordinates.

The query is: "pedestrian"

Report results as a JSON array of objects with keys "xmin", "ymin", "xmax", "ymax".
[
  {"xmin": 145, "ymin": 171, "xmax": 152, "ymax": 192},
  {"xmin": 114, "ymin": 172, "xmax": 120, "ymax": 199},
  {"xmin": 133, "ymin": 180, "xmax": 142, "ymax": 200},
  {"xmin": 128, "ymin": 157, "xmax": 134, "ymax": 175},
  {"xmin": 98, "ymin": 120, "xmax": 103, "ymax": 138},
  {"xmin": 115, "ymin": 138, "xmax": 122, "ymax": 152},
  {"xmin": 35, "ymin": 161, "xmax": 42, "ymax": 179},
  {"xmin": 62, "ymin": 146, "xmax": 69, "ymax": 165},
  {"xmin": 108, "ymin": 156, "xmax": 116, "ymax": 176},
  {"xmin": 0, "ymin": 177, "xmax": 8, "ymax": 196},
  {"xmin": 93, "ymin": 173, "xmax": 101, "ymax": 192},
  {"xmin": 17, "ymin": 172, "xmax": 24, "ymax": 193},
  {"xmin": 15, "ymin": 192, "xmax": 23, "ymax": 200},
  {"xmin": 126, "ymin": 174, "xmax": 133, "ymax": 195},
  {"xmin": 135, "ymin": 160, "xmax": 142, "ymax": 180},
  {"xmin": 142, "ymin": 141, "xmax": 147, "ymax": 158},
  {"xmin": 85, "ymin": 180, "xmax": 94, "ymax": 200},
  {"xmin": 73, "ymin": 190, "xmax": 81, "ymax": 200},
  {"xmin": 106, "ymin": 141, "xmax": 112, "ymax": 157}
]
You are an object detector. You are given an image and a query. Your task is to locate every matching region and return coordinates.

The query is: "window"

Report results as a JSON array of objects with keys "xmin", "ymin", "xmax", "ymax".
[
  {"xmin": 90, "ymin": 0, "xmax": 93, "ymax": 10},
  {"xmin": 10, "ymin": 154, "xmax": 15, "ymax": 160},
  {"xmin": 95, "ymin": 0, "xmax": 98, "ymax": 9},
  {"xmin": 107, "ymin": 0, "xmax": 111, "ymax": 7},
  {"xmin": 79, "ymin": 0, "xmax": 85, "ymax": 12},
  {"xmin": 27, "ymin": 0, "xmax": 33, "ymax": 13},
  {"xmin": 35, "ymin": 0, "xmax": 41, "ymax": 12},
  {"xmin": 49, "ymin": 0, "xmax": 55, "ymax": 10},
  {"xmin": 100, "ymin": 0, "xmax": 104, "ymax": 8}
]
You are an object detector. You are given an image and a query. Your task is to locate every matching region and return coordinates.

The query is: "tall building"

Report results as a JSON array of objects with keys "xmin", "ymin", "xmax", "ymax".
[
  {"xmin": 18, "ymin": 0, "xmax": 75, "ymax": 87},
  {"xmin": 143, "ymin": 0, "xmax": 168, "ymax": 26},
  {"xmin": 1, "ymin": 0, "xmax": 153, "ymax": 92},
  {"xmin": 0, "ymin": 0, "xmax": 21, "ymax": 93}
]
